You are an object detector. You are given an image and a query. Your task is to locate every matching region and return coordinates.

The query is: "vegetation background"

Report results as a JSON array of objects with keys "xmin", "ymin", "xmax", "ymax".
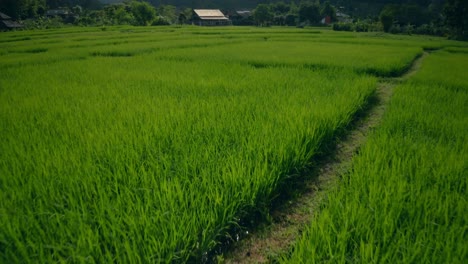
[{"xmin": 1, "ymin": 0, "xmax": 467, "ymax": 39}]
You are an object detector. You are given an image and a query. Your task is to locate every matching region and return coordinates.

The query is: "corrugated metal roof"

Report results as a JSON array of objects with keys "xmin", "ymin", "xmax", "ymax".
[
  {"xmin": 236, "ymin": 11, "xmax": 251, "ymax": 15},
  {"xmin": 198, "ymin": 16, "xmax": 229, "ymax": 20},
  {"xmin": 0, "ymin": 12, "xmax": 12, "ymax": 20},
  {"xmin": 194, "ymin": 9, "xmax": 226, "ymax": 18},
  {"xmin": 1, "ymin": 20, "xmax": 23, "ymax": 28}
]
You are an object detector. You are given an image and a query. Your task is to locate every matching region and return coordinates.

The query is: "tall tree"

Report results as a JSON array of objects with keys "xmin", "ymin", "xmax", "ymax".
[
  {"xmin": 131, "ymin": 0, "xmax": 156, "ymax": 26},
  {"xmin": 380, "ymin": 5, "xmax": 396, "ymax": 32},
  {"xmin": 253, "ymin": 4, "xmax": 273, "ymax": 26},
  {"xmin": 0, "ymin": 0, "xmax": 46, "ymax": 19},
  {"xmin": 444, "ymin": 0, "xmax": 468, "ymax": 39},
  {"xmin": 157, "ymin": 5, "xmax": 177, "ymax": 24},
  {"xmin": 299, "ymin": 1, "xmax": 321, "ymax": 24},
  {"xmin": 321, "ymin": 1, "xmax": 337, "ymax": 22},
  {"xmin": 271, "ymin": 1, "xmax": 289, "ymax": 15}
]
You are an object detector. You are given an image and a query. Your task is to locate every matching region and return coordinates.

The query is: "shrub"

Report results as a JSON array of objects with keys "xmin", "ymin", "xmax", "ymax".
[
  {"xmin": 151, "ymin": 16, "xmax": 171, "ymax": 26},
  {"xmin": 389, "ymin": 24, "xmax": 401, "ymax": 34},
  {"xmin": 367, "ymin": 22, "xmax": 383, "ymax": 32},
  {"xmin": 332, "ymin": 22, "xmax": 354, "ymax": 31},
  {"xmin": 22, "ymin": 16, "xmax": 65, "ymax": 29},
  {"xmin": 354, "ymin": 22, "xmax": 369, "ymax": 32},
  {"xmin": 402, "ymin": 24, "xmax": 414, "ymax": 35}
]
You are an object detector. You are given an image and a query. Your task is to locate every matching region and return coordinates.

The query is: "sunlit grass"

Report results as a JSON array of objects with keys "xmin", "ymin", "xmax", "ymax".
[
  {"xmin": 153, "ymin": 40, "xmax": 423, "ymax": 76},
  {"xmin": 0, "ymin": 26, "xmax": 466, "ymax": 263},
  {"xmin": 0, "ymin": 55, "xmax": 376, "ymax": 263},
  {"xmin": 282, "ymin": 51, "xmax": 468, "ymax": 264}
]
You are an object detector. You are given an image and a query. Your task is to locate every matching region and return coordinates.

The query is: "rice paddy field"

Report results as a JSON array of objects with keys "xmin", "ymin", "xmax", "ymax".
[
  {"xmin": 0, "ymin": 26, "xmax": 467, "ymax": 263},
  {"xmin": 282, "ymin": 49, "xmax": 468, "ymax": 263}
]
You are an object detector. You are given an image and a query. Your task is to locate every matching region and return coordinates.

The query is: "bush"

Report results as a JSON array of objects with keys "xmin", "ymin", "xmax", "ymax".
[
  {"xmin": 131, "ymin": 0, "xmax": 156, "ymax": 26},
  {"xmin": 332, "ymin": 22, "xmax": 354, "ymax": 31},
  {"xmin": 285, "ymin": 14, "xmax": 298, "ymax": 26},
  {"xmin": 414, "ymin": 24, "xmax": 432, "ymax": 35},
  {"xmin": 413, "ymin": 23, "xmax": 448, "ymax": 37},
  {"xmin": 151, "ymin": 16, "xmax": 171, "ymax": 26},
  {"xmin": 367, "ymin": 22, "xmax": 382, "ymax": 32},
  {"xmin": 402, "ymin": 24, "xmax": 414, "ymax": 35},
  {"xmin": 389, "ymin": 24, "xmax": 401, "ymax": 34},
  {"xmin": 354, "ymin": 22, "xmax": 369, "ymax": 32},
  {"xmin": 22, "ymin": 16, "xmax": 65, "ymax": 29}
]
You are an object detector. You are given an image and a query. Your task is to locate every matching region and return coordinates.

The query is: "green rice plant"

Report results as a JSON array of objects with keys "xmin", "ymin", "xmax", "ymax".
[
  {"xmin": 0, "ymin": 26, "xmax": 465, "ymax": 263},
  {"xmin": 282, "ymin": 51, "xmax": 467, "ymax": 263},
  {"xmin": 16, "ymin": 47, "xmax": 48, "ymax": 53},
  {"xmin": 153, "ymin": 40, "xmax": 423, "ymax": 77},
  {"xmin": 0, "ymin": 51, "xmax": 376, "ymax": 262},
  {"xmin": 444, "ymin": 46, "xmax": 468, "ymax": 54},
  {"xmin": 0, "ymin": 36, "xmax": 242, "ymax": 69}
]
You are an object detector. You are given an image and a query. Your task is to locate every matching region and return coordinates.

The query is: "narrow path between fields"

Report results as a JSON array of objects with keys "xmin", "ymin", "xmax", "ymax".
[{"xmin": 219, "ymin": 52, "xmax": 429, "ymax": 264}]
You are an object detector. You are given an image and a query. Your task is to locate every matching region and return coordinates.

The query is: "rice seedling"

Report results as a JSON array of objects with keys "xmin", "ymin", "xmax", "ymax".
[
  {"xmin": 0, "ymin": 26, "xmax": 466, "ymax": 263},
  {"xmin": 153, "ymin": 40, "xmax": 423, "ymax": 77},
  {"xmin": 282, "ymin": 50, "xmax": 468, "ymax": 264},
  {"xmin": 0, "ymin": 53, "xmax": 375, "ymax": 263}
]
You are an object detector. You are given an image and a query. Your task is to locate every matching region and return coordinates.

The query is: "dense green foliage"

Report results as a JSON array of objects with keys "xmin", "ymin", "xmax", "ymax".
[
  {"xmin": 282, "ymin": 49, "xmax": 468, "ymax": 263},
  {"xmin": 0, "ymin": 26, "xmax": 458, "ymax": 263},
  {"xmin": 253, "ymin": 4, "xmax": 274, "ymax": 26},
  {"xmin": 130, "ymin": 1, "xmax": 156, "ymax": 26},
  {"xmin": 443, "ymin": 0, "xmax": 468, "ymax": 39},
  {"xmin": 152, "ymin": 39, "xmax": 423, "ymax": 77},
  {"xmin": 0, "ymin": 0, "xmax": 101, "ymax": 19},
  {"xmin": 298, "ymin": 1, "xmax": 322, "ymax": 24},
  {"xmin": 1, "ymin": 0, "xmax": 465, "ymax": 38}
]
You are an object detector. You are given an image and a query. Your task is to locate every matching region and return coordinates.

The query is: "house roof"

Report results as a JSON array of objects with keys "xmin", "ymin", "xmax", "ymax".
[
  {"xmin": 336, "ymin": 12, "xmax": 350, "ymax": 18},
  {"xmin": 236, "ymin": 10, "xmax": 251, "ymax": 16},
  {"xmin": 194, "ymin": 9, "xmax": 229, "ymax": 20},
  {"xmin": 0, "ymin": 12, "xmax": 12, "ymax": 20},
  {"xmin": 1, "ymin": 20, "xmax": 23, "ymax": 28}
]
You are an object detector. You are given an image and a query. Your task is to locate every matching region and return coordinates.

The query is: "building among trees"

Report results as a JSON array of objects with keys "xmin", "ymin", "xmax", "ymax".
[
  {"xmin": 192, "ymin": 9, "xmax": 231, "ymax": 26},
  {"xmin": 0, "ymin": 12, "xmax": 23, "ymax": 31},
  {"xmin": 229, "ymin": 10, "xmax": 253, "ymax": 25}
]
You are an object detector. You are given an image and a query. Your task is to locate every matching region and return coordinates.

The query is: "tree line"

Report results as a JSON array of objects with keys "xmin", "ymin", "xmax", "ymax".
[
  {"xmin": 0, "ymin": 0, "xmax": 466, "ymax": 40},
  {"xmin": 0, "ymin": 1, "xmax": 102, "ymax": 19},
  {"xmin": 251, "ymin": 1, "xmax": 336, "ymax": 27},
  {"xmin": 248, "ymin": 0, "xmax": 465, "ymax": 39}
]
